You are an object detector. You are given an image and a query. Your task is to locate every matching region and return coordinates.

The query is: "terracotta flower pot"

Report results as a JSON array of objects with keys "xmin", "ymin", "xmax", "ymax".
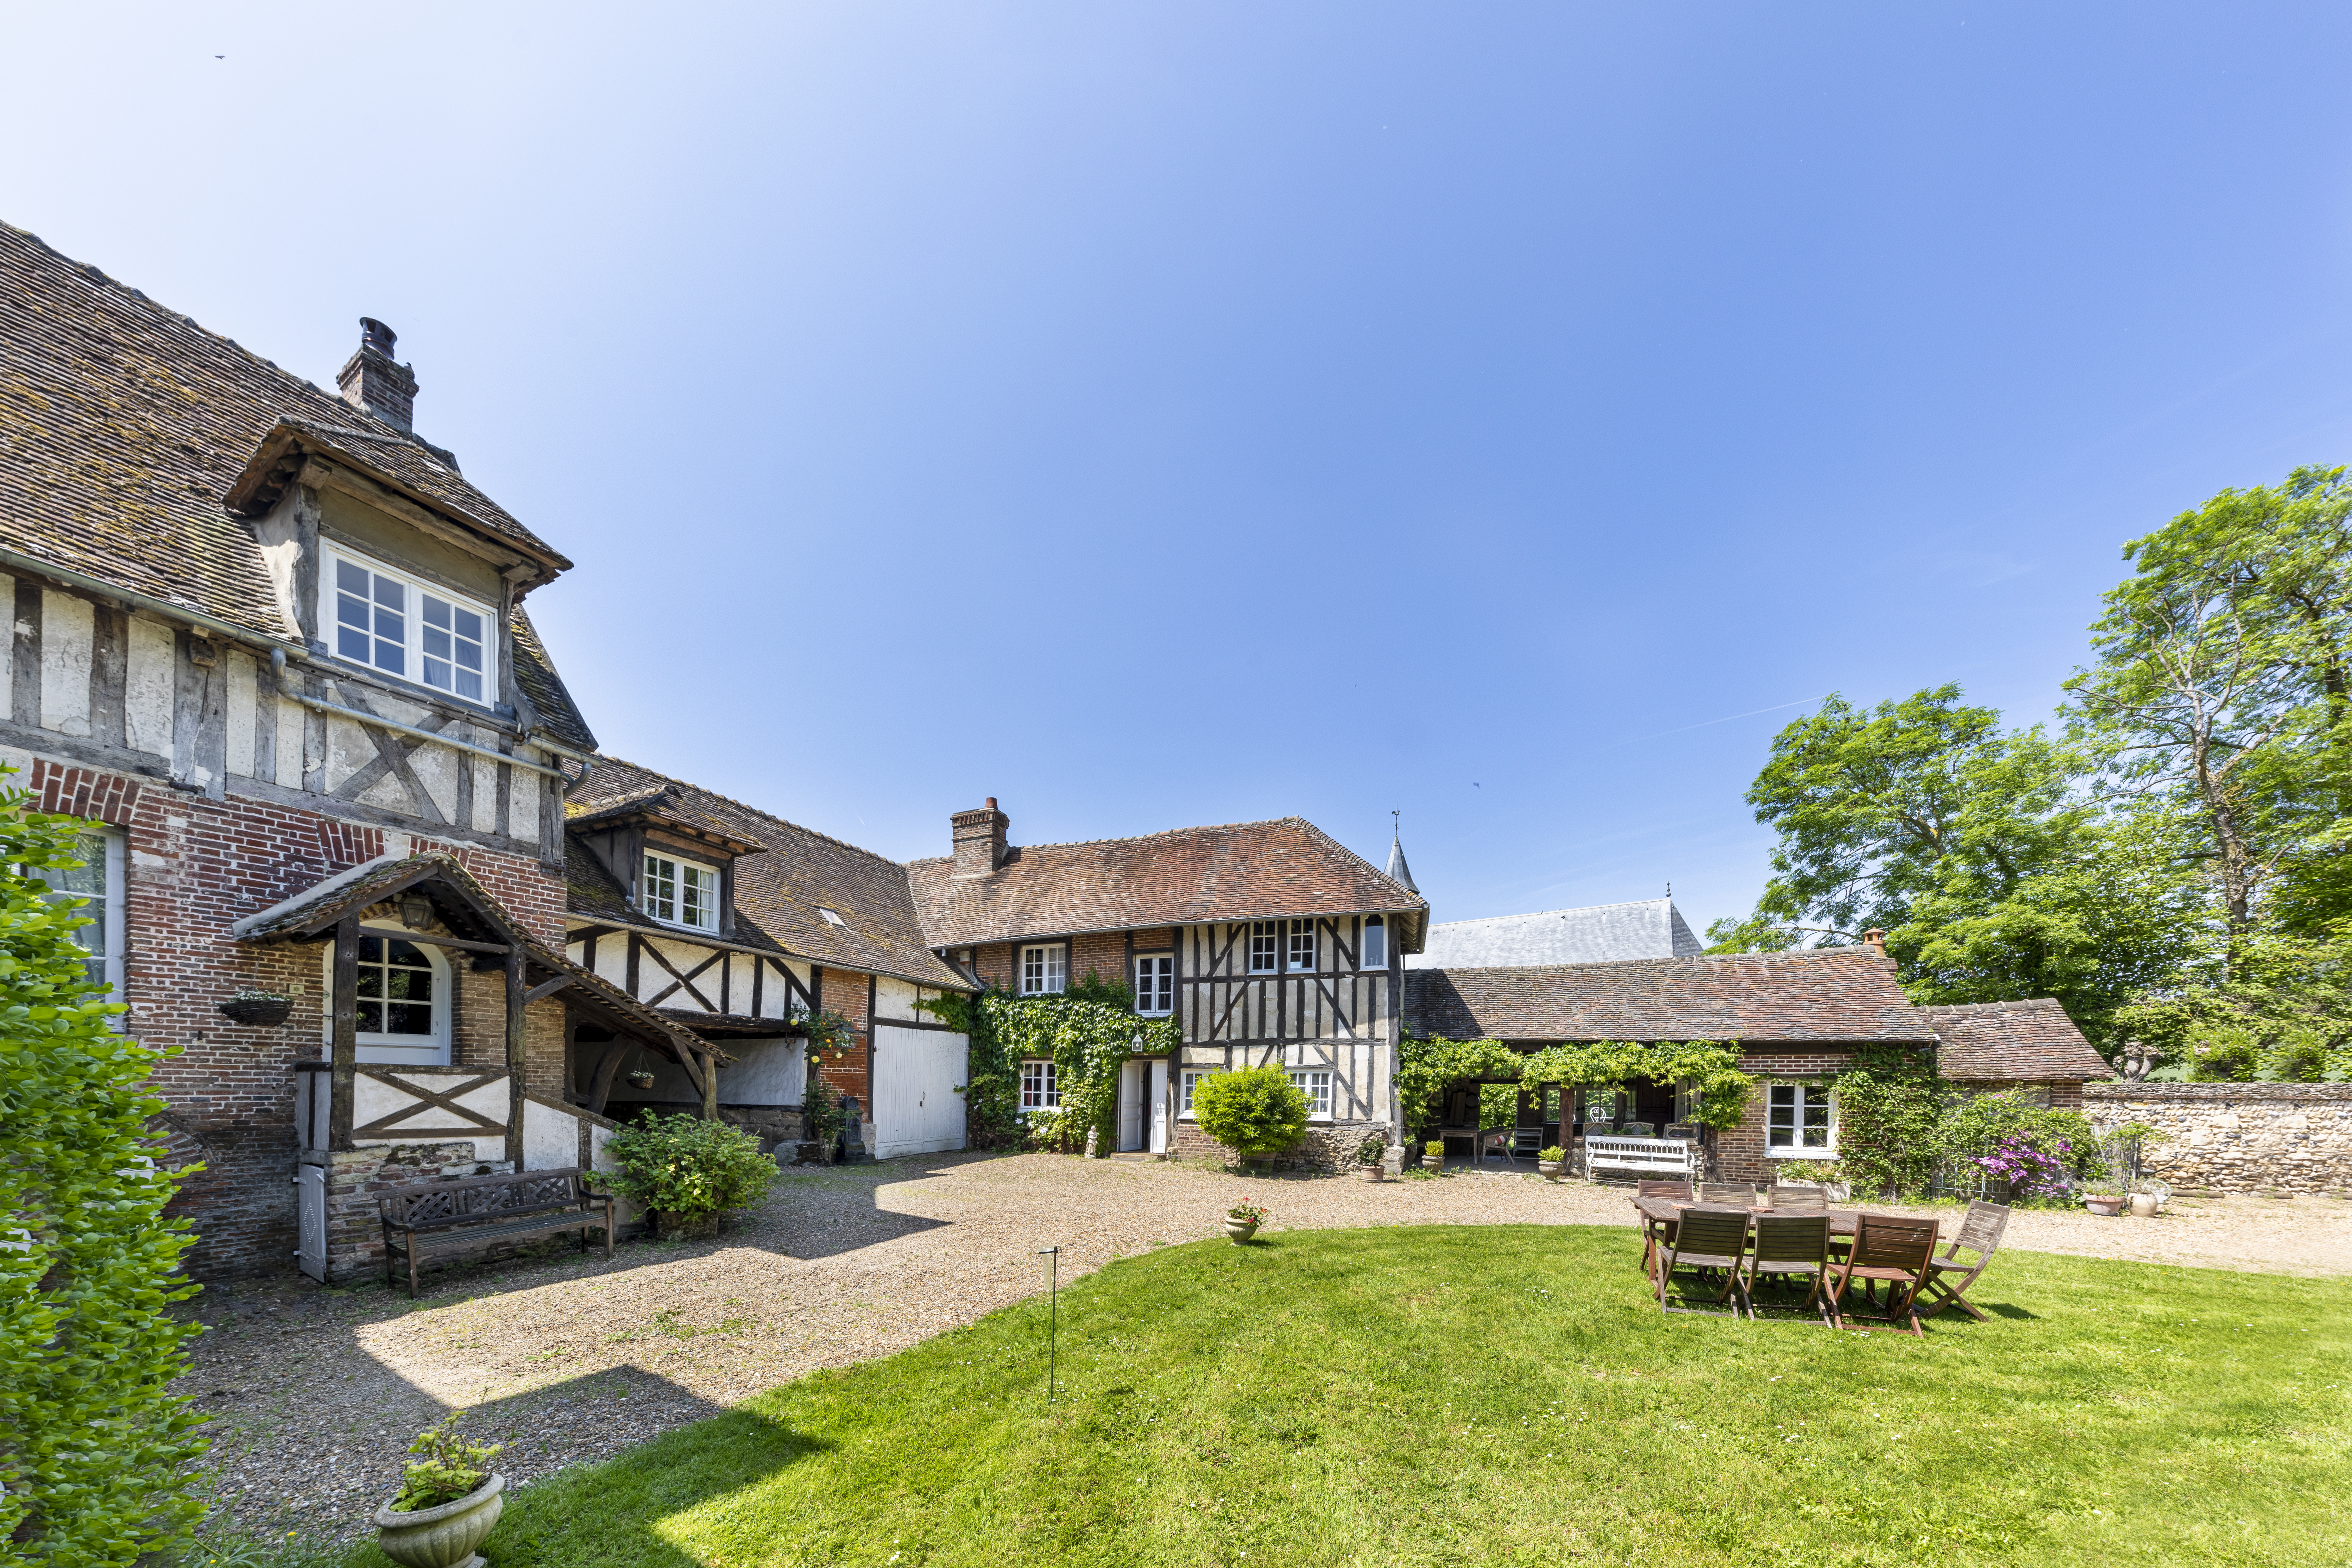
[
  {"xmin": 1225, "ymin": 1219, "xmax": 1260, "ymax": 1245},
  {"xmin": 1361, "ymin": 1165, "xmax": 1384, "ymax": 1182},
  {"xmin": 374, "ymin": 1474, "xmax": 505, "ymax": 1568},
  {"xmin": 2083, "ymin": 1194, "xmax": 2124, "ymax": 1217}
]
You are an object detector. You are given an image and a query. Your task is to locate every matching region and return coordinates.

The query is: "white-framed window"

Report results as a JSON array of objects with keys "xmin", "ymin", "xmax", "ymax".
[
  {"xmin": 642, "ymin": 851, "xmax": 719, "ymax": 932},
  {"xmin": 1286, "ymin": 919, "xmax": 1316, "ymax": 972},
  {"xmin": 1248, "ymin": 921, "xmax": 1279, "ymax": 973},
  {"xmin": 1766, "ymin": 1083, "xmax": 1836, "ymax": 1155},
  {"xmin": 1020, "ymin": 1058, "xmax": 1060, "ymax": 1112},
  {"xmin": 325, "ymin": 547, "xmax": 496, "ymax": 704},
  {"xmin": 322, "ymin": 929, "xmax": 451, "ymax": 1065},
  {"xmin": 1180, "ymin": 1069, "xmax": 1216, "ymax": 1117},
  {"xmin": 1361, "ymin": 914, "xmax": 1387, "ymax": 970},
  {"xmin": 1289, "ymin": 1069, "xmax": 1332, "ymax": 1119},
  {"xmin": 1135, "ymin": 953, "xmax": 1173, "ymax": 1015},
  {"xmin": 1021, "ymin": 943, "xmax": 1066, "ymax": 995},
  {"xmin": 36, "ymin": 828, "xmax": 124, "ymax": 1002}
]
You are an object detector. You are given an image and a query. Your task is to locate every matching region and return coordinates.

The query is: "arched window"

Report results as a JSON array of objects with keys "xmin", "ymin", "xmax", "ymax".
[
  {"xmin": 1362, "ymin": 914, "xmax": 1387, "ymax": 970},
  {"xmin": 321, "ymin": 928, "xmax": 452, "ymax": 1065}
]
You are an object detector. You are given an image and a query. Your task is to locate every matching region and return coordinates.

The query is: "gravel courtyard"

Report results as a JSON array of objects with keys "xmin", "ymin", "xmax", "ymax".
[{"xmin": 183, "ymin": 1151, "xmax": 2352, "ymax": 1533}]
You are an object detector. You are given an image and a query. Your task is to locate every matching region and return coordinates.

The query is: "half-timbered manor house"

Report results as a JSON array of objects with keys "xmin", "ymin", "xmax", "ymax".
[
  {"xmin": 908, "ymin": 800, "xmax": 1428, "ymax": 1164},
  {"xmin": 561, "ymin": 757, "xmax": 975, "ymax": 1160},
  {"xmin": 0, "ymin": 223, "xmax": 719, "ymax": 1283}
]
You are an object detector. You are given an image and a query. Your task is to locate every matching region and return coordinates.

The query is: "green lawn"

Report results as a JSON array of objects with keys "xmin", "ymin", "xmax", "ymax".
[{"xmin": 384, "ymin": 1225, "xmax": 2351, "ymax": 1568}]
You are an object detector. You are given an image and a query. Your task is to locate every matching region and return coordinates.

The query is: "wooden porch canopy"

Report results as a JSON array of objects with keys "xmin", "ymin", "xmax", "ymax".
[{"xmin": 235, "ymin": 851, "xmax": 727, "ymax": 1159}]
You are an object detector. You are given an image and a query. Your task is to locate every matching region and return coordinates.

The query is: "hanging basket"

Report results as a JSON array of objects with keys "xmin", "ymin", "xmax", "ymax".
[{"xmin": 218, "ymin": 993, "xmax": 294, "ymax": 1027}]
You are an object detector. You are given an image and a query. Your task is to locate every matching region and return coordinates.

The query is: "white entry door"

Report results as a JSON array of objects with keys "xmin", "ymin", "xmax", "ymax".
[
  {"xmin": 1148, "ymin": 1060, "xmax": 1169, "ymax": 1154},
  {"xmin": 1117, "ymin": 1059, "xmax": 1145, "ymax": 1151},
  {"xmin": 872, "ymin": 1026, "xmax": 970, "ymax": 1159}
]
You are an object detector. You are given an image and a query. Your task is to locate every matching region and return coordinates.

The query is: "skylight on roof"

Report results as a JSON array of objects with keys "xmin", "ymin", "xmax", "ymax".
[{"xmin": 817, "ymin": 907, "xmax": 845, "ymax": 926}]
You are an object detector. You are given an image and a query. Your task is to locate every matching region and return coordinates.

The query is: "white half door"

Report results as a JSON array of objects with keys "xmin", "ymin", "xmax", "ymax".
[
  {"xmin": 872, "ymin": 1026, "xmax": 970, "ymax": 1159},
  {"xmin": 1148, "ymin": 1059, "xmax": 1169, "ymax": 1154}
]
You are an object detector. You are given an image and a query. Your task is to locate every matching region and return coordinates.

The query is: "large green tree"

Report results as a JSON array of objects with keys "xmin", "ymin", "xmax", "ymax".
[
  {"xmin": 2065, "ymin": 464, "xmax": 2352, "ymax": 941},
  {"xmin": 1708, "ymin": 685, "xmax": 2201, "ymax": 1045}
]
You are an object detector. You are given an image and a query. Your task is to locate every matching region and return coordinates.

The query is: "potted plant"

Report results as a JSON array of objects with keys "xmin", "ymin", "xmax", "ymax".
[
  {"xmin": 1226, "ymin": 1203, "xmax": 1267, "ymax": 1244},
  {"xmin": 217, "ymin": 988, "xmax": 294, "ymax": 1027},
  {"xmin": 2128, "ymin": 1177, "xmax": 2170, "ymax": 1218},
  {"xmin": 2081, "ymin": 1179, "xmax": 2126, "ymax": 1217},
  {"xmin": 1423, "ymin": 1139, "xmax": 1445, "ymax": 1173},
  {"xmin": 1356, "ymin": 1133, "xmax": 1387, "ymax": 1182},
  {"xmin": 1536, "ymin": 1145, "xmax": 1566, "ymax": 1182},
  {"xmin": 623, "ymin": 1068, "xmax": 656, "ymax": 1091},
  {"xmin": 373, "ymin": 1416, "xmax": 505, "ymax": 1568}
]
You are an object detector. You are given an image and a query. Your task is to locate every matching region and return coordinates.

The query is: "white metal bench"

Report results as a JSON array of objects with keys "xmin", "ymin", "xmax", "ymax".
[{"xmin": 1583, "ymin": 1135, "xmax": 1696, "ymax": 1182}]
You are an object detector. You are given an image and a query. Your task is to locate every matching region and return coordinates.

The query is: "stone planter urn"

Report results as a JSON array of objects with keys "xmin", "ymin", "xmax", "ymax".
[
  {"xmin": 1361, "ymin": 1163, "xmax": 1384, "ymax": 1182},
  {"xmin": 374, "ymin": 1473, "xmax": 505, "ymax": 1568},
  {"xmin": 2082, "ymin": 1193, "xmax": 2125, "ymax": 1217},
  {"xmin": 2128, "ymin": 1191, "xmax": 2159, "ymax": 1218},
  {"xmin": 1421, "ymin": 1153, "xmax": 1444, "ymax": 1172},
  {"xmin": 1225, "ymin": 1217, "xmax": 1260, "ymax": 1245},
  {"xmin": 1537, "ymin": 1160, "xmax": 1566, "ymax": 1182}
]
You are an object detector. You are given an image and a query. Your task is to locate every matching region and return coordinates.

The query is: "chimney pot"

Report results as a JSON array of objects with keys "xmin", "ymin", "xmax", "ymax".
[
  {"xmin": 1862, "ymin": 928, "xmax": 1887, "ymax": 956},
  {"xmin": 338, "ymin": 316, "xmax": 420, "ymax": 430}
]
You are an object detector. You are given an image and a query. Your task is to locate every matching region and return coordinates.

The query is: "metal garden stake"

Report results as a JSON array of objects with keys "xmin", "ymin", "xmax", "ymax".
[{"xmin": 1039, "ymin": 1245, "xmax": 1060, "ymax": 1403}]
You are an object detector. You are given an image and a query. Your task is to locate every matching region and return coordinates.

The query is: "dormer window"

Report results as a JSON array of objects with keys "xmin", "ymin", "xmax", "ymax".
[
  {"xmin": 643, "ymin": 850, "xmax": 719, "ymax": 931},
  {"xmin": 327, "ymin": 547, "xmax": 495, "ymax": 704}
]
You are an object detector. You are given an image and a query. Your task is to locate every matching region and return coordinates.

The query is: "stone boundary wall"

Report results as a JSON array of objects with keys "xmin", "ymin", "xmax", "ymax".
[
  {"xmin": 2086, "ymin": 1083, "xmax": 2352, "ymax": 1196},
  {"xmin": 1174, "ymin": 1119, "xmax": 1386, "ymax": 1173}
]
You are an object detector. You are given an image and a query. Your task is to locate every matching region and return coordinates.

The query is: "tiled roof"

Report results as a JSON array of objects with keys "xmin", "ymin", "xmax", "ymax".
[
  {"xmin": 1409, "ymin": 898, "xmax": 1703, "ymax": 969},
  {"xmin": 907, "ymin": 818, "xmax": 1427, "ymax": 948},
  {"xmin": 0, "ymin": 221, "xmax": 593, "ymax": 746},
  {"xmin": 1919, "ymin": 999, "xmax": 2114, "ymax": 1083},
  {"xmin": 1404, "ymin": 948, "xmax": 1933, "ymax": 1044},
  {"xmin": 569, "ymin": 782, "xmax": 764, "ymax": 854},
  {"xmin": 509, "ymin": 607, "xmax": 597, "ymax": 752},
  {"xmin": 565, "ymin": 757, "xmax": 972, "ymax": 992}
]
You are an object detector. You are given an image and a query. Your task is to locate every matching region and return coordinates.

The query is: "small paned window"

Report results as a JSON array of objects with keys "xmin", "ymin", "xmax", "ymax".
[
  {"xmin": 1288, "ymin": 1069, "xmax": 1332, "ymax": 1118},
  {"xmin": 34, "ymin": 829, "xmax": 124, "ymax": 1002},
  {"xmin": 1362, "ymin": 914, "xmax": 1386, "ymax": 970},
  {"xmin": 1766, "ymin": 1083, "xmax": 1835, "ymax": 1154},
  {"xmin": 1020, "ymin": 1059, "xmax": 1060, "ymax": 1112},
  {"xmin": 357, "ymin": 934, "xmax": 438, "ymax": 1037},
  {"xmin": 1135, "ymin": 953, "xmax": 1174, "ymax": 1015},
  {"xmin": 1181, "ymin": 1069, "xmax": 1215, "ymax": 1116},
  {"xmin": 643, "ymin": 852, "xmax": 720, "ymax": 931},
  {"xmin": 1248, "ymin": 921, "xmax": 1279, "ymax": 973},
  {"xmin": 329, "ymin": 550, "xmax": 495, "ymax": 703},
  {"xmin": 1287, "ymin": 919, "xmax": 1316, "ymax": 972},
  {"xmin": 1021, "ymin": 943, "xmax": 1066, "ymax": 995}
]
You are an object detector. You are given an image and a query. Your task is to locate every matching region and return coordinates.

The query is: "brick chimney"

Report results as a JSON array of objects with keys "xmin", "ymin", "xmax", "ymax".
[
  {"xmin": 337, "ymin": 317, "xmax": 419, "ymax": 430},
  {"xmin": 951, "ymin": 798, "xmax": 1009, "ymax": 878}
]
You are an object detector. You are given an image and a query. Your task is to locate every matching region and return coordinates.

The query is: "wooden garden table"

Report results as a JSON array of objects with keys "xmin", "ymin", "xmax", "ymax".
[{"xmin": 1631, "ymin": 1198, "xmax": 1942, "ymax": 1270}]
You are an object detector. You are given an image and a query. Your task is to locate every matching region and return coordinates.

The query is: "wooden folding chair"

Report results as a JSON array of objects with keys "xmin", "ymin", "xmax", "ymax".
[
  {"xmin": 1656, "ymin": 1206, "xmax": 1751, "ymax": 1318},
  {"xmin": 1918, "ymin": 1199, "xmax": 2010, "ymax": 1322},
  {"xmin": 1637, "ymin": 1179, "xmax": 1695, "ymax": 1274},
  {"xmin": 1824, "ymin": 1214, "xmax": 1939, "ymax": 1337},
  {"xmin": 1766, "ymin": 1183, "xmax": 1827, "ymax": 1211},
  {"xmin": 1742, "ymin": 1214, "xmax": 1833, "ymax": 1324},
  {"xmin": 1698, "ymin": 1182, "xmax": 1755, "ymax": 1205}
]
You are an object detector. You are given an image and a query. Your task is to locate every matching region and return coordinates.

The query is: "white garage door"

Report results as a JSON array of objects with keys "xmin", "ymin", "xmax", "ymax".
[{"xmin": 872, "ymin": 1025, "xmax": 969, "ymax": 1159}]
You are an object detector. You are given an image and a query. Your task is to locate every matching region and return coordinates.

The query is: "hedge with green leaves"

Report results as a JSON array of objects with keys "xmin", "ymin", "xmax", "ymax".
[
  {"xmin": 593, "ymin": 1112, "xmax": 778, "ymax": 1218},
  {"xmin": 1191, "ymin": 1064, "xmax": 1311, "ymax": 1160},
  {"xmin": 921, "ymin": 974, "xmax": 1179, "ymax": 1155},
  {"xmin": 0, "ymin": 787, "xmax": 204, "ymax": 1568}
]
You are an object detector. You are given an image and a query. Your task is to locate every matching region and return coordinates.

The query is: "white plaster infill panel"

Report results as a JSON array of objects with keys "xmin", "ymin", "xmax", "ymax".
[
  {"xmin": 873, "ymin": 976, "xmax": 922, "ymax": 1023},
  {"xmin": 125, "ymin": 616, "xmax": 175, "ymax": 758},
  {"xmin": 643, "ymin": 934, "xmax": 722, "ymax": 1011},
  {"xmin": 521, "ymin": 1096, "xmax": 580, "ymax": 1171},
  {"xmin": 587, "ymin": 1120, "xmax": 618, "ymax": 1173},
  {"xmin": 717, "ymin": 1037, "xmax": 805, "ymax": 1105},
  {"xmin": 39, "ymin": 589, "xmax": 93, "ymax": 737},
  {"xmin": 351, "ymin": 1068, "xmax": 511, "ymax": 1147}
]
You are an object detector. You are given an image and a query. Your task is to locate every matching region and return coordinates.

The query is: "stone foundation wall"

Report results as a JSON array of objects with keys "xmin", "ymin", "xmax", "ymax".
[
  {"xmin": 311, "ymin": 1140, "xmax": 512, "ymax": 1285},
  {"xmin": 1174, "ymin": 1120, "xmax": 1387, "ymax": 1173},
  {"xmin": 2086, "ymin": 1083, "xmax": 2352, "ymax": 1196}
]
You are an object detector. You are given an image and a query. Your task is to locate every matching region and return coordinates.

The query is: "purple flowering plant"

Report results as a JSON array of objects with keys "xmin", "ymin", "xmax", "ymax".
[{"xmin": 1972, "ymin": 1134, "xmax": 2072, "ymax": 1199}]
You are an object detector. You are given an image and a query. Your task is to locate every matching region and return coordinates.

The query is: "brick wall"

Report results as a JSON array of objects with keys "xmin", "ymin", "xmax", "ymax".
[
  {"xmin": 1070, "ymin": 931, "xmax": 1124, "ymax": 988},
  {"xmin": 1707, "ymin": 1048, "xmax": 1859, "ymax": 1183},
  {"xmin": 72, "ymin": 762, "xmax": 568, "ymax": 1280},
  {"xmin": 809, "ymin": 965, "xmax": 873, "ymax": 1108}
]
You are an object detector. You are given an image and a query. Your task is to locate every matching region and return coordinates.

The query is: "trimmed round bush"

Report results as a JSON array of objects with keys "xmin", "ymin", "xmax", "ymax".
[{"xmin": 1192, "ymin": 1064, "xmax": 1310, "ymax": 1163}]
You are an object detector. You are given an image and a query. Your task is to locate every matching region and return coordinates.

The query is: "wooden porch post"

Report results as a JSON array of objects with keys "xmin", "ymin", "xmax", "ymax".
[
  {"xmin": 329, "ymin": 913, "xmax": 359, "ymax": 1152},
  {"xmin": 505, "ymin": 946, "xmax": 527, "ymax": 1167},
  {"xmin": 701, "ymin": 1048, "xmax": 719, "ymax": 1121}
]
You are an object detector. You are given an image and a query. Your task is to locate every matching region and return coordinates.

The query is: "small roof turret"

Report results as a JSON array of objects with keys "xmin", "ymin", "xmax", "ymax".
[{"xmin": 1386, "ymin": 833, "xmax": 1419, "ymax": 895}]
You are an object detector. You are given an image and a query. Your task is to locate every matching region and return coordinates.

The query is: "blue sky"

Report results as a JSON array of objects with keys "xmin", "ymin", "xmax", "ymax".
[{"xmin": 8, "ymin": 3, "xmax": 2352, "ymax": 934}]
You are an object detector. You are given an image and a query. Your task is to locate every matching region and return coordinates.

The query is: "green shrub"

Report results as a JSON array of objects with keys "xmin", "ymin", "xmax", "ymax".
[
  {"xmin": 1425, "ymin": 1140, "xmax": 1444, "ymax": 1158},
  {"xmin": 594, "ymin": 1113, "xmax": 777, "ymax": 1219},
  {"xmin": 2187, "ymin": 1024, "xmax": 2262, "ymax": 1081},
  {"xmin": 1192, "ymin": 1065, "xmax": 1310, "ymax": 1161},
  {"xmin": 1539, "ymin": 1145, "xmax": 1565, "ymax": 1163},
  {"xmin": 0, "ymin": 786, "xmax": 205, "ymax": 1567},
  {"xmin": 391, "ymin": 1416, "xmax": 503, "ymax": 1511}
]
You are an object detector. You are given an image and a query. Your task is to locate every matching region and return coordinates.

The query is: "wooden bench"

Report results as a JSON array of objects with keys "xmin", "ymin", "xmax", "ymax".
[
  {"xmin": 379, "ymin": 1167, "xmax": 615, "ymax": 1298},
  {"xmin": 1583, "ymin": 1135, "xmax": 1697, "ymax": 1183}
]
